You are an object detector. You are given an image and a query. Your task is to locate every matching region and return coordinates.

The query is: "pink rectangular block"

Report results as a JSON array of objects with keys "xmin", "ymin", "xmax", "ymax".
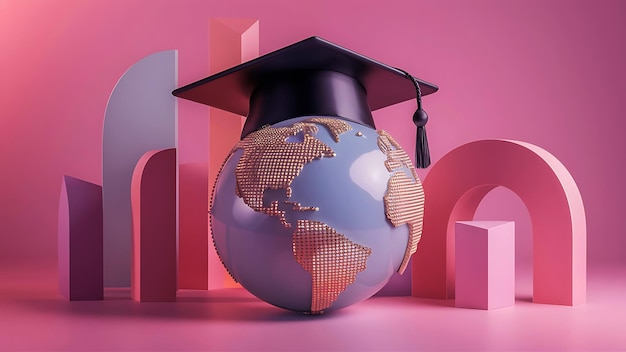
[
  {"xmin": 207, "ymin": 18, "xmax": 258, "ymax": 289},
  {"xmin": 179, "ymin": 163, "xmax": 209, "ymax": 289},
  {"xmin": 455, "ymin": 221, "xmax": 515, "ymax": 310}
]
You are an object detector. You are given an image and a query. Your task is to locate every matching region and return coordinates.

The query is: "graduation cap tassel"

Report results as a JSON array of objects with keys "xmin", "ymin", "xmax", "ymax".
[
  {"xmin": 397, "ymin": 69, "xmax": 431, "ymax": 168},
  {"xmin": 414, "ymin": 110, "xmax": 430, "ymax": 168}
]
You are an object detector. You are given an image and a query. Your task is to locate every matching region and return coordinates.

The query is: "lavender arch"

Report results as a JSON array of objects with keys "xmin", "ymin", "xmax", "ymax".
[
  {"xmin": 411, "ymin": 139, "xmax": 586, "ymax": 305},
  {"xmin": 102, "ymin": 51, "xmax": 178, "ymax": 287}
]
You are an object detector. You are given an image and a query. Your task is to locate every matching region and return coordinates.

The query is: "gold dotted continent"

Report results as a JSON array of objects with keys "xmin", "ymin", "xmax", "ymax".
[
  {"xmin": 284, "ymin": 201, "xmax": 319, "ymax": 212},
  {"xmin": 292, "ymin": 219, "xmax": 372, "ymax": 314},
  {"xmin": 385, "ymin": 172, "xmax": 425, "ymax": 274},
  {"xmin": 233, "ymin": 122, "xmax": 335, "ymax": 226},
  {"xmin": 304, "ymin": 117, "xmax": 352, "ymax": 142},
  {"xmin": 377, "ymin": 130, "xmax": 425, "ymax": 274}
]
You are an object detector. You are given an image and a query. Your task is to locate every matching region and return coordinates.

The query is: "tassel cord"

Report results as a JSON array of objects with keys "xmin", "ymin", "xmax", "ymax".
[{"xmin": 395, "ymin": 68, "xmax": 431, "ymax": 168}]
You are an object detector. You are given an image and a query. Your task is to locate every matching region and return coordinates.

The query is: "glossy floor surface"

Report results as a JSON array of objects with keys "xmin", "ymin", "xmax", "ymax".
[{"xmin": 1, "ymin": 266, "xmax": 625, "ymax": 351}]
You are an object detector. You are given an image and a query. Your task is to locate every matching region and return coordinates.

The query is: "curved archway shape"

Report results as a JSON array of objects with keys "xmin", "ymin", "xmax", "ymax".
[
  {"xmin": 412, "ymin": 140, "xmax": 586, "ymax": 305},
  {"xmin": 102, "ymin": 50, "xmax": 178, "ymax": 287}
]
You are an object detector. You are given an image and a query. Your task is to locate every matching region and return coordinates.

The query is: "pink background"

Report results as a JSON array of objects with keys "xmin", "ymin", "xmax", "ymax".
[
  {"xmin": 2, "ymin": 0, "xmax": 624, "ymax": 273},
  {"xmin": 1, "ymin": 1, "xmax": 625, "ymax": 350}
]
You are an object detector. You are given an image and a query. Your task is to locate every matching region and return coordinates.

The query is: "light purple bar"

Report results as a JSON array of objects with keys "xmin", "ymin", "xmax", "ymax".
[
  {"xmin": 455, "ymin": 221, "xmax": 515, "ymax": 310},
  {"xmin": 58, "ymin": 176, "xmax": 103, "ymax": 300},
  {"xmin": 102, "ymin": 50, "xmax": 177, "ymax": 287}
]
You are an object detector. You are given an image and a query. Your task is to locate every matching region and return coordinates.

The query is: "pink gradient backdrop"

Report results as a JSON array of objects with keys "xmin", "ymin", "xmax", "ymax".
[{"xmin": 1, "ymin": 0, "xmax": 624, "ymax": 278}]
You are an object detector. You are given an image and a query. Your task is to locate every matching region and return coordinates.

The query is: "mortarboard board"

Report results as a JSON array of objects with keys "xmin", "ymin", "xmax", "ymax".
[{"xmin": 172, "ymin": 36, "xmax": 438, "ymax": 167}]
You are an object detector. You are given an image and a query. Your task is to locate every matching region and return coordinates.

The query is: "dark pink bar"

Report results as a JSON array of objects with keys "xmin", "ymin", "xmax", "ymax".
[
  {"xmin": 131, "ymin": 148, "xmax": 177, "ymax": 302},
  {"xmin": 179, "ymin": 162, "xmax": 208, "ymax": 289},
  {"xmin": 58, "ymin": 176, "xmax": 103, "ymax": 300}
]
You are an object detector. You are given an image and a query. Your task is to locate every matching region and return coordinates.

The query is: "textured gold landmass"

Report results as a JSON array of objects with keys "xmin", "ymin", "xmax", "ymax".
[
  {"xmin": 232, "ymin": 118, "xmax": 352, "ymax": 223},
  {"xmin": 232, "ymin": 122, "xmax": 334, "ymax": 226},
  {"xmin": 284, "ymin": 201, "xmax": 319, "ymax": 212},
  {"xmin": 377, "ymin": 130, "xmax": 425, "ymax": 274},
  {"xmin": 292, "ymin": 219, "xmax": 372, "ymax": 314},
  {"xmin": 304, "ymin": 117, "xmax": 352, "ymax": 142}
]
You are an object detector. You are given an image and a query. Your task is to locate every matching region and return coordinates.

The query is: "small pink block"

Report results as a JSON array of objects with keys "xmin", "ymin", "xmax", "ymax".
[{"xmin": 455, "ymin": 221, "xmax": 515, "ymax": 310}]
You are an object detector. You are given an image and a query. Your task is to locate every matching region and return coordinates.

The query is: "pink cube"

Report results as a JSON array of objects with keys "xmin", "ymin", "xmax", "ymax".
[{"xmin": 455, "ymin": 221, "xmax": 515, "ymax": 310}]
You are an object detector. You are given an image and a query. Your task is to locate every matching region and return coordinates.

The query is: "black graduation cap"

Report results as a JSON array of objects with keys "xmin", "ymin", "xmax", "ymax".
[{"xmin": 172, "ymin": 36, "xmax": 438, "ymax": 168}]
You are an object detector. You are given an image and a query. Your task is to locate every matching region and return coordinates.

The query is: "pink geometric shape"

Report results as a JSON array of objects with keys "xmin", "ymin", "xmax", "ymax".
[
  {"xmin": 102, "ymin": 50, "xmax": 178, "ymax": 287},
  {"xmin": 207, "ymin": 18, "xmax": 259, "ymax": 289},
  {"xmin": 58, "ymin": 175, "xmax": 103, "ymax": 301},
  {"xmin": 455, "ymin": 221, "xmax": 515, "ymax": 310},
  {"xmin": 412, "ymin": 139, "xmax": 586, "ymax": 305},
  {"xmin": 131, "ymin": 148, "xmax": 177, "ymax": 302},
  {"xmin": 179, "ymin": 162, "xmax": 209, "ymax": 289}
]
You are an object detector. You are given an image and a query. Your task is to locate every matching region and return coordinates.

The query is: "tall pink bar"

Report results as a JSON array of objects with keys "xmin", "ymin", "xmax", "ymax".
[
  {"xmin": 207, "ymin": 19, "xmax": 259, "ymax": 289},
  {"xmin": 455, "ymin": 221, "xmax": 515, "ymax": 310},
  {"xmin": 179, "ymin": 162, "xmax": 209, "ymax": 289},
  {"xmin": 131, "ymin": 149, "xmax": 177, "ymax": 302},
  {"xmin": 58, "ymin": 176, "xmax": 103, "ymax": 301}
]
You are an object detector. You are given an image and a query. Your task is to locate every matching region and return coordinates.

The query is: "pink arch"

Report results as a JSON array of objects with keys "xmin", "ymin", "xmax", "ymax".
[{"xmin": 411, "ymin": 140, "xmax": 586, "ymax": 305}]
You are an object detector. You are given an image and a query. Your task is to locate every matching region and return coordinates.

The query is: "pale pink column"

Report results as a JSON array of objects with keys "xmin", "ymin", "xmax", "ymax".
[
  {"xmin": 58, "ymin": 176, "xmax": 103, "ymax": 301},
  {"xmin": 207, "ymin": 19, "xmax": 259, "ymax": 289},
  {"xmin": 455, "ymin": 221, "xmax": 515, "ymax": 310},
  {"xmin": 131, "ymin": 148, "xmax": 177, "ymax": 302}
]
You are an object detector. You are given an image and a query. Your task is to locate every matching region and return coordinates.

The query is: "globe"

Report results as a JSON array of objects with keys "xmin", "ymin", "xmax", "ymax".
[{"xmin": 210, "ymin": 116, "xmax": 425, "ymax": 314}]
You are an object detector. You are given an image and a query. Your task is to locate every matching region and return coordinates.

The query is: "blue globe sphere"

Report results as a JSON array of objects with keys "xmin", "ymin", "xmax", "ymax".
[{"xmin": 211, "ymin": 116, "xmax": 424, "ymax": 314}]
